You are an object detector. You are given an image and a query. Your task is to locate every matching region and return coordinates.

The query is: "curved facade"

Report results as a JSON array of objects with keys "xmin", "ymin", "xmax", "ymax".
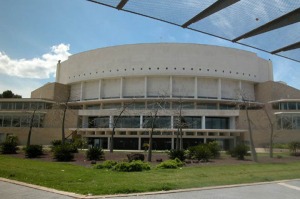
[
  {"xmin": 57, "ymin": 43, "xmax": 273, "ymax": 102},
  {"xmin": 53, "ymin": 43, "xmax": 274, "ymax": 150}
]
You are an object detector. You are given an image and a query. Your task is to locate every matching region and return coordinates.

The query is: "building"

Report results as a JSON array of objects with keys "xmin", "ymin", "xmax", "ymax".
[{"xmin": 1, "ymin": 43, "xmax": 300, "ymax": 149}]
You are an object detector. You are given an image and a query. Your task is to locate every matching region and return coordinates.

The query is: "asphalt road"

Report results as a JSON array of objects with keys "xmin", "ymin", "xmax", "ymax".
[{"xmin": 1, "ymin": 178, "xmax": 300, "ymax": 199}]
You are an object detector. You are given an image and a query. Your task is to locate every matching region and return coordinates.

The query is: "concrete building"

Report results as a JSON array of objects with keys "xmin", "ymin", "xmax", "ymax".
[{"xmin": 1, "ymin": 43, "xmax": 300, "ymax": 149}]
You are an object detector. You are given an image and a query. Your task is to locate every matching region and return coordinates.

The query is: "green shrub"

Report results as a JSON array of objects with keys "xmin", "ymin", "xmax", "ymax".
[
  {"xmin": 53, "ymin": 144, "xmax": 74, "ymax": 162},
  {"xmin": 168, "ymin": 149, "xmax": 186, "ymax": 161},
  {"xmin": 24, "ymin": 145, "xmax": 43, "ymax": 158},
  {"xmin": 94, "ymin": 160, "xmax": 118, "ymax": 169},
  {"xmin": 86, "ymin": 147, "xmax": 104, "ymax": 161},
  {"xmin": 207, "ymin": 141, "xmax": 221, "ymax": 158},
  {"xmin": 0, "ymin": 136, "xmax": 18, "ymax": 154},
  {"xmin": 228, "ymin": 144, "xmax": 250, "ymax": 160},
  {"xmin": 188, "ymin": 145, "xmax": 212, "ymax": 162},
  {"xmin": 113, "ymin": 160, "xmax": 150, "ymax": 172},
  {"xmin": 289, "ymin": 142, "xmax": 300, "ymax": 156},
  {"xmin": 157, "ymin": 158, "xmax": 184, "ymax": 169}
]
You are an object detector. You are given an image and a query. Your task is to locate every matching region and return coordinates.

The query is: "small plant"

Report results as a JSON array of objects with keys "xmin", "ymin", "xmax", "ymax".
[
  {"xmin": 0, "ymin": 135, "xmax": 18, "ymax": 154},
  {"xmin": 86, "ymin": 147, "xmax": 104, "ymax": 161},
  {"xmin": 127, "ymin": 153, "xmax": 145, "ymax": 162},
  {"xmin": 207, "ymin": 141, "xmax": 221, "ymax": 158},
  {"xmin": 168, "ymin": 149, "xmax": 186, "ymax": 161},
  {"xmin": 157, "ymin": 158, "xmax": 184, "ymax": 169},
  {"xmin": 228, "ymin": 144, "xmax": 250, "ymax": 160},
  {"xmin": 188, "ymin": 145, "xmax": 212, "ymax": 162},
  {"xmin": 24, "ymin": 145, "xmax": 43, "ymax": 158},
  {"xmin": 94, "ymin": 160, "xmax": 118, "ymax": 169},
  {"xmin": 53, "ymin": 144, "xmax": 74, "ymax": 162},
  {"xmin": 288, "ymin": 142, "xmax": 300, "ymax": 156},
  {"xmin": 113, "ymin": 160, "xmax": 150, "ymax": 172}
]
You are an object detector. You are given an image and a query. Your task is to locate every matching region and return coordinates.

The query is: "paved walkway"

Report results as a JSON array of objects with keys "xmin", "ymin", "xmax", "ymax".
[{"xmin": 1, "ymin": 178, "xmax": 300, "ymax": 199}]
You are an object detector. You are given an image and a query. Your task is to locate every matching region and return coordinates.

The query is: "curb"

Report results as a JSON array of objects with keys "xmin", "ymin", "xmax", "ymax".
[{"xmin": 1, "ymin": 177, "xmax": 300, "ymax": 199}]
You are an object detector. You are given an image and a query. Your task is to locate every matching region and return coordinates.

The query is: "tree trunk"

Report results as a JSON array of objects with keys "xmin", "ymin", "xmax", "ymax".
[
  {"xmin": 26, "ymin": 110, "xmax": 36, "ymax": 147},
  {"xmin": 245, "ymin": 107, "xmax": 258, "ymax": 162},
  {"xmin": 62, "ymin": 105, "xmax": 67, "ymax": 144},
  {"xmin": 263, "ymin": 107, "xmax": 274, "ymax": 158}
]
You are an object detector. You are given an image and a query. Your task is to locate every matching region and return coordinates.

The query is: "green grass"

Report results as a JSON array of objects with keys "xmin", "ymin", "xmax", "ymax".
[{"xmin": 1, "ymin": 155, "xmax": 300, "ymax": 195}]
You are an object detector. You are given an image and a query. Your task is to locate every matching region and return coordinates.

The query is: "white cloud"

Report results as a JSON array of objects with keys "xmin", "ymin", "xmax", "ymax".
[{"xmin": 0, "ymin": 43, "xmax": 71, "ymax": 79}]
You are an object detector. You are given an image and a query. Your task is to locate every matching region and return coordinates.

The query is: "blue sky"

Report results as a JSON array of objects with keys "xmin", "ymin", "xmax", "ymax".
[{"xmin": 0, "ymin": 0, "xmax": 299, "ymax": 97}]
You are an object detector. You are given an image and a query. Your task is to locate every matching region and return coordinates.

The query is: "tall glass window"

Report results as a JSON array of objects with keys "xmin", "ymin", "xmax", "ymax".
[
  {"xmin": 173, "ymin": 116, "xmax": 202, "ymax": 129},
  {"xmin": 116, "ymin": 116, "xmax": 140, "ymax": 128},
  {"xmin": 88, "ymin": 116, "xmax": 109, "ymax": 128},
  {"xmin": 206, "ymin": 117, "xmax": 229, "ymax": 129},
  {"xmin": 143, "ymin": 116, "xmax": 171, "ymax": 128}
]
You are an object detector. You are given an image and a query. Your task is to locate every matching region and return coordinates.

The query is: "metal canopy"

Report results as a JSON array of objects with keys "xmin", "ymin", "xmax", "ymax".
[{"xmin": 87, "ymin": 0, "xmax": 300, "ymax": 63}]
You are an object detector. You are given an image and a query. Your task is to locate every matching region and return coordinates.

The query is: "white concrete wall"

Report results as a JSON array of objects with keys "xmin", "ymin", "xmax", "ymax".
[{"xmin": 57, "ymin": 43, "xmax": 273, "ymax": 85}]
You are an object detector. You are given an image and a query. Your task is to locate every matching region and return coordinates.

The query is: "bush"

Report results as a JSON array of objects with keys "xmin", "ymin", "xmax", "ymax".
[
  {"xmin": 86, "ymin": 147, "xmax": 104, "ymax": 161},
  {"xmin": 289, "ymin": 142, "xmax": 300, "ymax": 156},
  {"xmin": 168, "ymin": 149, "xmax": 186, "ymax": 161},
  {"xmin": 157, "ymin": 158, "xmax": 184, "ymax": 169},
  {"xmin": 53, "ymin": 144, "xmax": 74, "ymax": 161},
  {"xmin": 94, "ymin": 160, "xmax": 118, "ymax": 169},
  {"xmin": 228, "ymin": 144, "xmax": 250, "ymax": 160},
  {"xmin": 127, "ymin": 153, "xmax": 145, "ymax": 162},
  {"xmin": 0, "ymin": 135, "xmax": 18, "ymax": 154},
  {"xmin": 188, "ymin": 145, "xmax": 212, "ymax": 162},
  {"xmin": 113, "ymin": 160, "xmax": 150, "ymax": 172},
  {"xmin": 207, "ymin": 141, "xmax": 221, "ymax": 158},
  {"xmin": 51, "ymin": 140, "xmax": 78, "ymax": 153},
  {"xmin": 24, "ymin": 145, "xmax": 43, "ymax": 158}
]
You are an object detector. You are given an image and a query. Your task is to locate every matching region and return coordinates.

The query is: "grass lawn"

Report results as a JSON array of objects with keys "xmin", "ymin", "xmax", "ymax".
[{"xmin": 1, "ymin": 155, "xmax": 300, "ymax": 195}]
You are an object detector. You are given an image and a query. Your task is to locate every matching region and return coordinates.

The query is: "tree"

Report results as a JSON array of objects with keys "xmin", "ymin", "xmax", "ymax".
[
  {"xmin": 26, "ymin": 109, "xmax": 37, "ymax": 147},
  {"xmin": 0, "ymin": 90, "xmax": 22, "ymax": 98},
  {"xmin": 262, "ymin": 103, "xmax": 275, "ymax": 158},
  {"xmin": 174, "ymin": 98, "xmax": 188, "ymax": 150},
  {"xmin": 237, "ymin": 90, "xmax": 258, "ymax": 162},
  {"xmin": 110, "ymin": 102, "xmax": 133, "ymax": 153}
]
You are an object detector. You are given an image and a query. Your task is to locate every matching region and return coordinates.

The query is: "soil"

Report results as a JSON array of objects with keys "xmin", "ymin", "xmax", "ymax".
[{"xmin": 5, "ymin": 149, "xmax": 300, "ymax": 168}]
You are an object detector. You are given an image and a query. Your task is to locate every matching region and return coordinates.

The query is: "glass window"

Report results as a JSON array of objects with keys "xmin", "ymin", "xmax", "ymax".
[
  {"xmin": 102, "ymin": 103, "xmax": 121, "ymax": 109},
  {"xmin": 173, "ymin": 102, "xmax": 194, "ymax": 109},
  {"xmin": 15, "ymin": 102, "xmax": 23, "ymax": 110},
  {"xmin": 0, "ymin": 116, "xmax": 3, "ymax": 127},
  {"xmin": 220, "ymin": 104, "xmax": 236, "ymax": 110},
  {"xmin": 197, "ymin": 103, "xmax": 217, "ymax": 110},
  {"xmin": 3, "ymin": 116, "xmax": 12, "ymax": 127},
  {"xmin": 127, "ymin": 102, "xmax": 145, "ymax": 110},
  {"xmin": 23, "ymin": 102, "xmax": 30, "ymax": 110},
  {"xmin": 12, "ymin": 116, "xmax": 20, "ymax": 127},
  {"xmin": 289, "ymin": 102, "xmax": 297, "ymax": 110},
  {"xmin": 143, "ymin": 116, "xmax": 171, "ymax": 128},
  {"xmin": 116, "ymin": 116, "xmax": 140, "ymax": 128},
  {"xmin": 174, "ymin": 116, "xmax": 202, "ymax": 129},
  {"xmin": 88, "ymin": 116, "xmax": 109, "ymax": 128},
  {"xmin": 147, "ymin": 102, "xmax": 170, "ymax": 109},
  {"xmin": 86, "ymin": 105, "xmax": 100, "ymax": 110},
  {"xmin": 20, "ymin": 116, "xmax": 30, "ymax": 127},
  {"xmin": 206, "ymin": 117, "xmax": 229, "ymax": 129}
]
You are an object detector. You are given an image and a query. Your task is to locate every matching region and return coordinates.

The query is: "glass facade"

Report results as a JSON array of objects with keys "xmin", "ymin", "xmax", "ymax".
[
  {"xmin": 277, "ymin": 114, "xmax": 300, "ymax": 130},
  {"xmin": 143, "ymin": 116, "xmax": 171, "ymax": 128},
  {"xmin": 0, "ymin": 102, "xmax": 51, "ymax": 110},
  {"xmin": 88, "ymin": 116, "xmax": 109, "ymax": 128},
  {"xmin": 206, "ymin": 117, "xmax": 229, "ymax": 129},
  {"xmin": 0, "ymin": 114, "xmax": 44, "ymax": 128}
]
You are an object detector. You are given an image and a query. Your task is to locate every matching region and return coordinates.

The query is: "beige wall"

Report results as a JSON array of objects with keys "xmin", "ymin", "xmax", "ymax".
[
  {"xmin": 238, "ymin": 110, "xmax": 300, "ymax": 147},
  {"xmin": 57, "ymin": 43, "xmax": 273, "ymax": 85},
  {"xmin": 31, "ymin": 82, "xmax": 70, "ymax": 102},
  {"xmin": 255, "ymin": 81, "xmax": 300, "ymax": 103}
]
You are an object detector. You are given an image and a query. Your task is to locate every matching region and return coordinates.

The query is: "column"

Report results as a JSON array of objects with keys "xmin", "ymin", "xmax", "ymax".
[
  {"xmin": 171, "ymin": 137, "xmax": 174, "ymax": 150},
  {"xmin": 107, "ymin": 137, "xmax": 110, "ymax": 150},
  {"xmin": 170, "ymin": 76, "xmax": 173, "ymax": 98},
  {"xmin": 109, "ymin": 116, "xmax": 113, "ymax": 128},
  {"xmin": 138, "ymin": 137, "xmax": 141, "ymax": 150},
  {"xmin": 80, "ymin": 82, "xmax": 84, "ymax": 101},
  {"xmin": 202, "ymin": 116, "xmax": 206, "ymax": 129},
  {"xmin": 144, "ymin": 76, "xmax": 147, "ymax": 98},
  {"xmin": 194, "ymin": 77, "xmax": 198, "ymax": 98},
  {"xmin": 120, "ymin": 77, "xmax": 123, "ymax": 98},
  {"xmin": 82, "ymin": 116, "xmax": 88, "ymax": 128},
  {"xmin": 218, "ymin": 78, "xmax": 221, "ymax": 100},
  {"xmin": 98, "ymin": 79, "xmax": 102, "ymax": 99},
  {"xmin": 140, "ymin": 115, "xmax": 143, "ymax": 128}
]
